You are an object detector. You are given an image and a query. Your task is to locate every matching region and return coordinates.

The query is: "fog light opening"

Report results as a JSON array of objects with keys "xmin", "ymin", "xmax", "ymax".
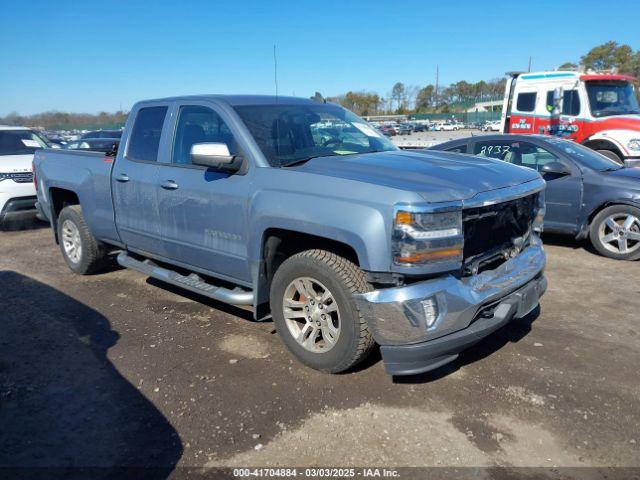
[{"xmin": 421, "ymin": 297, "xmax": 439, "ymax": 329}]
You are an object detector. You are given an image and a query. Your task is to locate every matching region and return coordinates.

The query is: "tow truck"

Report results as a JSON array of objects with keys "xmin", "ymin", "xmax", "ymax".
[{"xmin": 500, "ymin": 70, "xmax": 640, "ymax": 165}]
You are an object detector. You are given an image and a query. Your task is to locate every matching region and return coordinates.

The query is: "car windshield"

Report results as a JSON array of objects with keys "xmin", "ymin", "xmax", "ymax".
[
  {"xmin": 546, "ymin": 138, "xmax": 623, "ymax": 171},
  {"xmin": 0, "ymin": 129, "xmax": 51, "ymax": 156},
  {"xmin": 585, "ymin": 81, "xmax": 640, "ymax": 117},
  {"xmin": 233, "ymin": 103, "xmax": 397, "ymax": 167}
]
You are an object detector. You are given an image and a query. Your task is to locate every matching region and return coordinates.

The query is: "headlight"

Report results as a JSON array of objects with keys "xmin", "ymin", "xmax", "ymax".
[
  {"xmin": 0, "ymin": 173, "xmax": 10, "ymax": 182},
  {"xmin": 533, "ymin": 190, "xmax": 546, "ymax": 233},
  {"xmin": 627, "ymin": 139, "xmax": 640, "ymax": 151},
  {"xmin": 392, "ymin": 208, "xmax": 463, "ymax": 267}
]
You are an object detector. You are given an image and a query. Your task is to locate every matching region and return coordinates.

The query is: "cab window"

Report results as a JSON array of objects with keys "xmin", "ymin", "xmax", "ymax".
[
  {"xmin": 172, "ymin": 106, "xmax": 238, "ymax": 165},
  {"xmin": 545, "ymin": 90, "xmax": 581, "ymax": 116},
  {"xmin": 516, "ymin": 92, "xmax": 537, "ymax": 112},
  {"xmin": 127, "ymin": 106, "xmax": 168, "ymax": 162}
]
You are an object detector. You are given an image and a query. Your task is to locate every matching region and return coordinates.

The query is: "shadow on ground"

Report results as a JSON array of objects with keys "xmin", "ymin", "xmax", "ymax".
[
  {"xmin": 0, "ymin": 215, "xmax": 49, "ymax": 232},
  {"xmin": 0, "ymin": 271, "xmax": 183, "ymax": 478}
]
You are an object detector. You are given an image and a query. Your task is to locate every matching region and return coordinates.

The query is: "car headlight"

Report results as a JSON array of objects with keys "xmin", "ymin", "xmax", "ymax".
[
  {"xmin": 0, "ymin": 173, "xmax": 11, "ymax": 182},
  {"xmin": 392, "ymin": 207, "xmax": 463, "ymax": 267},
  {"xmin": 627, "ymin": 139, "xmax": 640, "ymax": 151}
]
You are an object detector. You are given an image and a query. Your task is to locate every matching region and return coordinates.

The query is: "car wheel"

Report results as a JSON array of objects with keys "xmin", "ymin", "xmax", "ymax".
[
  {"xmin": 270, "ymin": 249, "xmax": 375, "ymax": 373},
  {"xmin": 589, "ymin": 205, "xmax": 640, "ymax": 260},
  {"xmin": 596, "ymin": 149, "xmax": 624, "ymax": 165},
  {"xmin": 57, "ymin": 205, "xmax": 107, "ymax": 274}
]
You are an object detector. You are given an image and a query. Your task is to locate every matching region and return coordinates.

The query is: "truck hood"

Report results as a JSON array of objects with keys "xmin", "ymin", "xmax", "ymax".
[
  {"xmin": 0, "ymin": 154, "xmax": 34, "ymax": 173},
  {"xmin": 295, "ymin": 150, "xmax": 540, "ymax": 202}
]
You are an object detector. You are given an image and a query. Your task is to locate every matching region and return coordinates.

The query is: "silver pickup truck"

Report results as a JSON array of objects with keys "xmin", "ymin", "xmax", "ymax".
[{"xmin": 34, "ymin": 95, "xmax": 547, "ymax": 376}]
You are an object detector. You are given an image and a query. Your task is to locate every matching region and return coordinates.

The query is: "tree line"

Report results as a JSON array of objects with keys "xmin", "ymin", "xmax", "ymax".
[
  {"xmin": 0, "ymin": 110, "xmax": 128, "ymax": 131},
  {"xmin": 327, "ymin": 41, "xmax": 640, "ymax": 117}
]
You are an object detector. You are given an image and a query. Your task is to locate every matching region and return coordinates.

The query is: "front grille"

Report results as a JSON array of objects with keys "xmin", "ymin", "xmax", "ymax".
[
  {"xmin": 462, "ymin": 193, "xmax": 538, "ymax": 268},
  {"xmin": 8, "ymin": 172, "xmax": 34, "ymax": 183}
]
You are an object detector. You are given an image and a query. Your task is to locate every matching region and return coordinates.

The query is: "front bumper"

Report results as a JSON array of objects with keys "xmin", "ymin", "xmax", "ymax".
[
  {"xmin": 354, "ymin": 237, "xmax": 546, "ymax": 376},
  {"xmin": 0, "ymin": 196, "xmax": 38, "ymax": 222}
]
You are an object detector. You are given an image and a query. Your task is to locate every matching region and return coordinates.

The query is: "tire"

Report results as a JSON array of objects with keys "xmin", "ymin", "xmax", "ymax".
[
  {"xmin": 270, "ymin": 249, "xmax": 375, "ymax": 373},
  {"xmin": 589, "ymin": 205, "xmax": 640, "ymax": 261},
  {"xmin": 57, "ymin": 205, "xmax": 107, "ymax": 274},
  {"xmin": 596, "ymin": 149, "xmax": 623, "ymax": 165}
]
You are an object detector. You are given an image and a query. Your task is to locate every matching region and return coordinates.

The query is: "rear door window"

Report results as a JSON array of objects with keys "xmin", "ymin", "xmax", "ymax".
[
  {"xmin": 444, "ymin": 144, "xmax": 467, "ymax": 153},
  {"xmin": 473, "ymin": 140, "xmax": 513, "ymax": 160},
  {"xmin": 516, "ymin": 92, "xmax": 537, "ymax": 112},
  {"xmin": 475, "ymin": 140, "xmax": 560, "ymax": 172},
  {"xmin": 127, "ymin": 106, "xmax": 168, "ymax": 162}
]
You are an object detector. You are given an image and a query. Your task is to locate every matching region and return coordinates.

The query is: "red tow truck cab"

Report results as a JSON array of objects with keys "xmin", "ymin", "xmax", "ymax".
[{"xmin": 500, "ymin": 71, "xmax": 640, "ymax": 165}]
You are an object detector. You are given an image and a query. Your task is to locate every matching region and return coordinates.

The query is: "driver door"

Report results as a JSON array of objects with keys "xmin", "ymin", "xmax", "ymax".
[{"xmin": 156, "ymin": 102, "xmax": 252, "ymax": 283}]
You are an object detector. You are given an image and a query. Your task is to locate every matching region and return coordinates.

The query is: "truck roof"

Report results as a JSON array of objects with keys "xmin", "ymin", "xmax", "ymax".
[
  {"xmin": 137, "ymin": 94, "xmax": 322, "ymax": 107},
  {"xmin": 518, "ymin": 71, "xmax": 636, "ymax": 82}
]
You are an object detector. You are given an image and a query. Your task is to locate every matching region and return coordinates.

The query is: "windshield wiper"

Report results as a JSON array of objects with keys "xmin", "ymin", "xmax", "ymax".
[
  {"xmin": 281, "ymin": 150, "xmax": 380, "ymax": 168},
  {"xmin": 281, "ymin": 154, "xmax": 333, "ymax": 168}
]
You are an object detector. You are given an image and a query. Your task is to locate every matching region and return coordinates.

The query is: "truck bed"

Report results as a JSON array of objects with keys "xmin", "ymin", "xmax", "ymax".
[{"xmin": 33, "ymin": 148, "xmax": 121, "ymax": 245}]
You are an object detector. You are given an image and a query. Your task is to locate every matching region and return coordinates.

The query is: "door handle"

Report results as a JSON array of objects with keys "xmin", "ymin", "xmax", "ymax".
[
  {"xmin": 115, "ymin": 173, "xmax": 129, "ymax": 183},
  {"xmin": 161, "ymin": 180, "xmax": 179, "ymax": 190}
]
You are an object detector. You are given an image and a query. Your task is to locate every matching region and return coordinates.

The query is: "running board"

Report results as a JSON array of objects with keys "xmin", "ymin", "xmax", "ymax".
[{"xmin": 117, "ymin": 252, "xmax": 254, "ymax": 305}]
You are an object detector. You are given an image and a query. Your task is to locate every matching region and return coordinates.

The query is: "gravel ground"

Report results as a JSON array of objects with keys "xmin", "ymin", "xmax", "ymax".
[{"xmin": 0, "ymin": 218, "xmax": 638, "ymax": 478}]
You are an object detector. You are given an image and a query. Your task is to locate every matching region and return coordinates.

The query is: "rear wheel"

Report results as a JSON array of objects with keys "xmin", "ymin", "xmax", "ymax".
[
  {"xmin": 270, "ymin": 249, "xmax": 375, "ymax": 373},
  {"xmin": 589, "ymin": 205, "xmax": 640, "ymax": 260},
  {"xmin": 57, "ymin": 205, "xmax": 107, "ymax": 274},
  {"xmin": 596, "ymin": 149, "xmax": 623, "ymax": 165}
]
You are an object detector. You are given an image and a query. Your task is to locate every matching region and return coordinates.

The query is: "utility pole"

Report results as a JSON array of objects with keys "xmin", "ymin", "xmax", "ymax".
[
  {"xmin": 435, "ymin": 65, "xmax": 439, "ymax": 109},
  {"xmin": 528, "ymin": 56, "xmax": 532, "ymax": 72}
]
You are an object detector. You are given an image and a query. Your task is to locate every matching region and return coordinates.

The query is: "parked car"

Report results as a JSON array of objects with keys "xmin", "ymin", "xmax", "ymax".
[
  {"xmin": 434, "ymin": 122, "xmax": 459, "ymax": 131},
  {"xmin": 395, "ymin": 124, "xmax": 413, "ymax": 135},
  {"xmin": 80, "ymin": 129, "xmax": 122, "ymax": 140},
  {"xmin": 34, "ymin": 95, "xmax": 546, "ymax": 376},
  {"xmin": 66, "ymin": 138, "xmax": 120, "ymax": 154},
  {"xmin": 412, "ymin": 123, "xmax": 426, "ymax": 132},
  {"xmin": 482, "ymin": 121, "xmax": 501, "ymax": 132},
  {"xmin": 0, "ymin": 126, "xmax": 50, "ymax": 223},
  {"xmin": 429, "ymin": 134, "xmax": 640, "ymax": 260},
  {"xmin": 378, "ymin": 125, "xmax": 396, "ymax": 136}
]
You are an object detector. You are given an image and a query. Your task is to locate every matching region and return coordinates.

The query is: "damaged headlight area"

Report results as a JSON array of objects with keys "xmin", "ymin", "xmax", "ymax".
[
  {"xmin": 533, "ymin": 189, "xmax": 546, "ymax": 233},
  {"xmin": 392, "ymin": 207, "xmax": 464, "ymax": 269}
]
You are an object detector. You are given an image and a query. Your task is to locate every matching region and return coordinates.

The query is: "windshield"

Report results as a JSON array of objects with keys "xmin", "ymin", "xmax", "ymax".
[
  {"xmin": 546, "ymin": 137, "xmax": 622, "ymax": 171},
  {"xmin": 233, "ymin": 103, "xmax": 397, "ymax": 167},
  {"xmin": 0, "ymin": 129, "xmax": 51, "ymax": 156},
  {"xmin": 585, "ymin": 81, "xmax": 640, "ymax": 117}
]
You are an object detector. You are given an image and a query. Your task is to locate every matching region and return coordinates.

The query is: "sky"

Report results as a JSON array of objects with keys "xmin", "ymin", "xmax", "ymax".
[{"xmin": 1, "ymin": 0, "xmax": 639, "ymax": 116}]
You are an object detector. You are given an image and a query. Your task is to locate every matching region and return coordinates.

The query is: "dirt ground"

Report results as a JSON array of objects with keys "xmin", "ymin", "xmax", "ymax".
[{"xmin": 0, "ymin": 218, "xmax": 638, "ymax": 478}]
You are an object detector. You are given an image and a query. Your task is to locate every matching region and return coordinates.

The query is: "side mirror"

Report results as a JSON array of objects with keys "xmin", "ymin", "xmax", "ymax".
[
  {"xmin": 540, "ymin": 161, "xmax": 570, "ymax": 176},
  {"xmin": 190, "ymin": 142, "xmax": 239, "ymax": 170}
]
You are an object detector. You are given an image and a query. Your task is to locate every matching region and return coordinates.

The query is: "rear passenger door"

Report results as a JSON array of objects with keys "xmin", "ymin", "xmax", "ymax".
[
  {"xmin": 113, "ymin": 105, "xmax": 170, "ymax": 255},
  {"xmin": 156, "ymin": 102, "xmax": 251, "ymax": 283}
]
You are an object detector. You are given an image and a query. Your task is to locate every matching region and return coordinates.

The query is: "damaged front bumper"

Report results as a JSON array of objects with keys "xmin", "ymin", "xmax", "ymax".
[{"xmin": 354, "ymin": 236, "xmax": 547, "ymax": 376}]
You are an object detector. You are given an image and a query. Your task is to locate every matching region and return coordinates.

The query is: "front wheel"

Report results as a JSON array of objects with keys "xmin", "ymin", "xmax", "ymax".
[
  {"xmin": 589, "ymin": 205, "xmax": 640, "ymax": 260},
  {"xmin": 596, "ymin": 149, "xmax": 623, "ymax": 165},
  {"xmin": 270, "ymin": 249, "xmax": 375, "ymax": 373}
]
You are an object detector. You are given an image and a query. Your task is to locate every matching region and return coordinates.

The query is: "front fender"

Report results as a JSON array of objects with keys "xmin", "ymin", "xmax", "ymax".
[
  {"xmin": 586, "ymin": 129, "xmax": 640, "ymax": 157},
  {"xmin": 247, "ymin": 190, "xmax": 390, "ymax": 272}
]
